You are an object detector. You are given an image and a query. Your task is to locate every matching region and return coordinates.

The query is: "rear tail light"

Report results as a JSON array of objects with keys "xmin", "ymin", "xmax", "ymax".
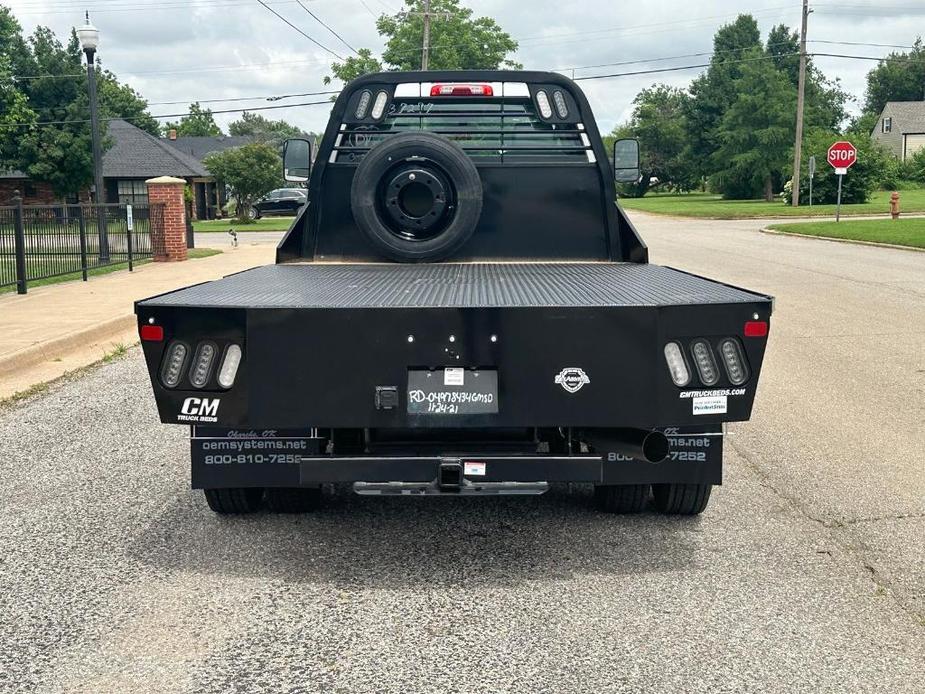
[
  {"xmin": 217, "ymin": 344, "xmax": 243, "ymax": 389},
  {"xmin": 663, "ymin": 342, "xmax": 691, "ymax": 387},
  {"xmin": 370, "ymin": 90, "xmax": 389, "ymax": 119},
  {"xmin": 190, "ymin": 342, "xmax": 217, "ymax": 388},
  {"xmin": 552, "ymin": 90, "xmax": 568, "ymax": 118},
  {"xmin": 429, "ymin": 83, "xmax": 494, "ymax": 97},
  {"xmin": 140, "ymin": 324, "xmax": 164, "ymax": 342},
  {"xmin": 690, "ymin": 340, "xmax": 720, "ymax": 386},
  {"xmin": 720, "ymin": 339, "xmax": 749, "ymax": 385},
  {"xmin": 354, "ymin": 90, "xmax": 372, "ymax": 118},
  {"xmin": 160, "ymin": 341, "xmax": 188, "ymax": 388},
  {"xmin": 535, "ymin": 90, "xmax": 553, "ymax": 119},
  {"xmin": 744, "ymin": 320, "xmax": 768, "ymax": 337}
]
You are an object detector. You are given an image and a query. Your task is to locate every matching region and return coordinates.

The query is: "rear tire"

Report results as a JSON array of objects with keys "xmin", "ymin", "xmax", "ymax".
[
  {"xmin": 594, "ymin": 484, "xmax": 649, "ymax": 513},
  {"xmin": 652, "ymin": 483, "xmax": 713, "ymax": 515},
  {"xmin": 203, "ymin": 488, "xmax": 263, "ymax": 514},
  {"xmin": 265, "ymin": 487, "xmax": 322, "ymax": 513}
]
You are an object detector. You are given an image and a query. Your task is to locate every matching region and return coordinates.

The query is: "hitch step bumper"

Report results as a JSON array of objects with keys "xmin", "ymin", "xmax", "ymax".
[{"xmin": 299, "ymin": 455, "xmax": 603, "ymax": 485}]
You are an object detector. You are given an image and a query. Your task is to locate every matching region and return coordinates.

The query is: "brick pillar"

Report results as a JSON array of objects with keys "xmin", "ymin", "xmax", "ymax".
[{"xmin": 146, "ymin": 176, "xmax": 188, "ymax": 262}]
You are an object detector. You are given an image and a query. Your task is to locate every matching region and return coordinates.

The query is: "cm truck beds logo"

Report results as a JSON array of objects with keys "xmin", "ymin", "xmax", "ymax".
[{"xmin": 178, "ymin": 397, "xmax": 220, "ymax": 423}]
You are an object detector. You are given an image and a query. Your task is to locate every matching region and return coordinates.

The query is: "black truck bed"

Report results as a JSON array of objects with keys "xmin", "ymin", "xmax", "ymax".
[{"xmin": 138, "ymin": 262, "xmax": 768, "ymax": 309}]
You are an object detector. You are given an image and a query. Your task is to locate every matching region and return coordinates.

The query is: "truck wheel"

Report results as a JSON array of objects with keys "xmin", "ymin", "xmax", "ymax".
[
  {"xmin": 652, "ymin": 483, "xmax": 712, "ymax": 515},
  {"xmin": 594, "ymin": 484, "xmax": 649, "ymax": 513},
  {"xmin": 203, "ymin": 488, "xmax": 263, "ymax": 514},
  {"xmin": 350, "ymin": 131, "xmax": 483, "ymax": 262},
  {"xmin": 265, "ymin": 487, "xmax": 322, "ymax": 513}
]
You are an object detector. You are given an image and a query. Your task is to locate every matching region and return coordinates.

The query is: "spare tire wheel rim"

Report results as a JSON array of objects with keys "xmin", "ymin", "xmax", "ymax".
[{"xmin": 381, "ymin": 163, "xmax": 452, "ymax": 241}]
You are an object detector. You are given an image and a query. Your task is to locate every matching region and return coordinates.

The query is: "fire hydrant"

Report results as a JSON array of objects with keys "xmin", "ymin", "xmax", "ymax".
[{"xmin": 890, "ymin": 191, "xmax": 901, "ymax": 219}]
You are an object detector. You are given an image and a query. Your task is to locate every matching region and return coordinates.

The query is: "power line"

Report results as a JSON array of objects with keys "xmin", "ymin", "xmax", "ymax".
[
  {"xmin": 572, "ymin": 51, "xmax": 802, "ymax": 81},
  {"xmin": 253, "ymin": 0, "xmax": 345, "ymax": 60},
  {"xmin": 0, "ymin": 99, "xmax": 333, "ymax": 129},
  {"xmin": 296, "ymin": 1, "xmax": 359, "ymax": 54}
]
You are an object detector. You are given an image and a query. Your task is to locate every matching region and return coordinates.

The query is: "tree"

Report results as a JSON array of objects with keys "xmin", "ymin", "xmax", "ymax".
[
  {"xmin": 204, "ymin": 143, "xmax": 281, "ymax": 222},
  {"xmin": 165, "ymin": 102, "xmax": 222, "ymax": 136},
  {"xmin": 326, "ymin": 0, "xmax": 520, "ymax": 85},
  {"xmin": 863, "ymin": 39, "xmax": 925, "ymax": 116},
  {"xmin": 684, "ymin": 15, "xmax": 764, "ymax": 181},
  {"xmin": 712, "ymin": 51, "xmax": 795, "ymax": 201},
  {"xmin": 98, "ymin": 70, "xmax": 160, "ymax": 136},
  {"xmin": 608, "ymin": 85, "xmax": 694, "ymax": 197},
  {"xmin": 1, "ymin": 6, "xmax": 160, "ymax": 196},
  {"xmin": 228, "ymin": 111, "xmax": 314, "ymax": 147},
  {"xmin": 10, "ymin": 26, "xmax": 98, "ymax": 198},
  {"xmin": 0, "ymin": 56, "xmax": 34, "ymax": 167}
]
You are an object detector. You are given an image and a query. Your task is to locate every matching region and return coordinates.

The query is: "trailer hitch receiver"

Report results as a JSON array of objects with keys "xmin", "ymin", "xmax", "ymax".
[{"xmin": 439, "ymin": 459, "xmax": 464, "ymax": 489}]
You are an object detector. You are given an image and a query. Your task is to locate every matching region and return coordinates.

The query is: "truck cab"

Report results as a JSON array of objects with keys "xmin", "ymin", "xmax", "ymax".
[{"xmin": 135, "ymin": 71, "xmax": 772, "ymax": 516}]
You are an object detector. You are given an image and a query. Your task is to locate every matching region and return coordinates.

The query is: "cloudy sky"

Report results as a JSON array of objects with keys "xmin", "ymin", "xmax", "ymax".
[{"xmin": 6, "ymin": 0, "xmax": 925, "ymax": 134}]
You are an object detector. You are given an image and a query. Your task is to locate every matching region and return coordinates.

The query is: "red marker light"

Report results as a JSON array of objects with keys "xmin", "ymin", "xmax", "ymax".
[
  {"xmin": 140, "ymin": 324, "xmax": 164, "ymax": 342},
  {"xmin": 430, "ymin": 83, "xmax": 494, "ymax": 97},
  {"xmin": 743, "ymin": 321, "xmax": 768, "ymax": 337}
]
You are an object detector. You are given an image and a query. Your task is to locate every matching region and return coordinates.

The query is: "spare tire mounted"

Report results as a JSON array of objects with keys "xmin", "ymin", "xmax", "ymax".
[{"xmin": 350, "ymin": 132, "xmax": 483, "ymax": 262}]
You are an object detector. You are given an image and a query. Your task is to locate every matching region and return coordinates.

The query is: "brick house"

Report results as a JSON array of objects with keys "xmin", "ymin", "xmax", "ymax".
[
  {"xmin": 1, "ymin": 119, "xmax": 223, "ymax": 219},
  {"xmin": 162, "ymin": 131, "xmax": 255, "ymax": 219},
  {"xmin": 870, "ymin": 101, "xmax": 925, "ymax": 161}
]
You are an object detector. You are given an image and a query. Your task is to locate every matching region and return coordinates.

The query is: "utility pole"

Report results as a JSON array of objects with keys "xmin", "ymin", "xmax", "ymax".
[
  {"xmin": 791, "ymin": 0, "xmax": 810, "ymax": 207},
  {"xmin": 415, "ymin": 0, "xmax": 451, "ymax": 70},
  {"xmin": 422, "ymin": 0, "xmax": 431, "ymax": 70}
]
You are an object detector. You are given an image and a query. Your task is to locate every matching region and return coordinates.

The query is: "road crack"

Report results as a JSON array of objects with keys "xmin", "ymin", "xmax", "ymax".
[{"xmin": 727, "ymin": 436, "xmax": 925, "ymax": 626}]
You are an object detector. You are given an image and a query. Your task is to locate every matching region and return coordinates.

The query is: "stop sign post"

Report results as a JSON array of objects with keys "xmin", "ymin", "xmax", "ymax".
[{"xmin": 827, "ymin": 141, "xmax": 857, "ymax": 222}]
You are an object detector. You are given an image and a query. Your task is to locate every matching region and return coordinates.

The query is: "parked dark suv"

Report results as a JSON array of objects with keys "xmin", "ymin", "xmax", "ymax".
[{"xmin": 250, "ymin": 188, "xmax": 307, "ymax": 219}]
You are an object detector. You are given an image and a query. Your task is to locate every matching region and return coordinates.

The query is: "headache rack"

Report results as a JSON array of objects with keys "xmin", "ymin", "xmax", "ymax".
[{"xmin": 332, "ymin": 100, "xmax": 594, "ymax": 163}]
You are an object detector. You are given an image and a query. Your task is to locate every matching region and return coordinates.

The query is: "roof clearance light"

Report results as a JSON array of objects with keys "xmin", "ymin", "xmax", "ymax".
[
  {"xmin": 535, "ymin": 90, "xmax": 553, "ymax": 119},
  {"xmin": 217, "ymin": 344, "xmax": 243, "ymax": 389},
  {"xmin": 691, "ymin": 340, "xmax": 720, "ymax": 386},
  {"xmin": 160, "ymin": 341, "xmax": 188, "ymax": 388},
  {"xmin": 429, "ymin": 83, "xmax": 494, "ymax": 97},
  {"xmin": 553, "ymin": 90, "xmax": 568, "ymax": 118},
  {"xmin": 664, "ymin": 342, "xmax": 691, "ymax": 387},
  {"xmin": 371, "ymin": 90, "xmax": 389, "ymax": 119},
  {"xmin": 355, "ymin": 90, "xmax": 372, "ymax": 119},
  {"xmin": 190, "ymin": 342, "xmax": 217, "ymax": 389},
  {"xmin": 720, "ymin": 338, "xmax": 750, "ymax": 386}
]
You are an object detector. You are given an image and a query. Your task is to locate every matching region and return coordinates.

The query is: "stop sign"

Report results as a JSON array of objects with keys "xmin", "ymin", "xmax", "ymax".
[{"xmin": 827, "ymin": 141, "xmax": 857, "ymax": 170}]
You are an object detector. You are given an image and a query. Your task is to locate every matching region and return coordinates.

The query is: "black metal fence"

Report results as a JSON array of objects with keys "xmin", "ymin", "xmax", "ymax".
[{"xmin": 0, "ymin": 198, "xmax": 164, "ymax": 294}]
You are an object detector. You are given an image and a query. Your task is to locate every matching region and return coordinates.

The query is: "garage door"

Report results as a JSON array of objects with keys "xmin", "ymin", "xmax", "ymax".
[{"xmin": 904, "ymin": 133, "xmax": 925, "ymax": 160}]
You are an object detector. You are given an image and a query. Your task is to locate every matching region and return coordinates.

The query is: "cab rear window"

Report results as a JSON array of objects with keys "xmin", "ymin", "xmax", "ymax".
[{"xmin": 335, "ymin": 97, "xmax": 591, "ymax": 165}]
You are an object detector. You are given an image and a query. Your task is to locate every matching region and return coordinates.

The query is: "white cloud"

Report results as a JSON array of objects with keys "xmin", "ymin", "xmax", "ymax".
[{"xmin": 7, "ymin": 0, "xmax": 924, "ymax": 135}]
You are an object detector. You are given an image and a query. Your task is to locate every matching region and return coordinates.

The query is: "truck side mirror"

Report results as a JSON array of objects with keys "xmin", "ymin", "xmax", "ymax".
[
  {"xmin": 613, "ymin": 138, "xmax": 640, "ymax": 183},
  {"xmin": 283, "ymin": 138, "xmax": 312, "ymax": 183}
]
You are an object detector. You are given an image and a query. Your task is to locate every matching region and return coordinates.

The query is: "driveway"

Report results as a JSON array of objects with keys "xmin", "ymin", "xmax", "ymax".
[{"xmin": 0, "ymin": 213, "xmax": 922, "ymax": 693}]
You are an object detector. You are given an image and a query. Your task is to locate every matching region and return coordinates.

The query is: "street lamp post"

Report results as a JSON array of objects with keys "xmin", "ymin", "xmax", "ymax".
[{"xmin": 77, "ymin": 12, "xmax": 109, "ymax": 262}]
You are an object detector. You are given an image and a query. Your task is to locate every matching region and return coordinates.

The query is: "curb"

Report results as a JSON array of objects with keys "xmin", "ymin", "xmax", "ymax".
[
  {"xmin": 759, "ymin": 227, "xmax": 925, "ymax": 253},
  {"xmin": 0, "ymin": 314, "xmax": 136, "ymax": 379}
]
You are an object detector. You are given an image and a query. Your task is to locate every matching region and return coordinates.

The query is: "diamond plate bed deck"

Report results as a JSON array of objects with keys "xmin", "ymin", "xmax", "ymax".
[{"xmin": 138, "ymin": 263, "xmax": 768, "ymax": 309}]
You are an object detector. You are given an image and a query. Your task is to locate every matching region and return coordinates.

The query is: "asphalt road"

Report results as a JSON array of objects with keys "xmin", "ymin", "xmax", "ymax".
[{"xmin": 1, "ymin": 215, "xmax": 923, "ymax": 693}]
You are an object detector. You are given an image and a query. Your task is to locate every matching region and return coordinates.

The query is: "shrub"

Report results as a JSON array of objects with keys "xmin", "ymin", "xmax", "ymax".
[{"xmin": 785, "ymin": 130, "xmax": 886, "ymax": 204}]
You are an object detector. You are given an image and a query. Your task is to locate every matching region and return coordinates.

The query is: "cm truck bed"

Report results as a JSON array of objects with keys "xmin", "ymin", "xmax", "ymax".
[
  {"xmin": 138, "ymin": 262, "xmax": 766, "ymax": 309},
  {"xmin": 136, "ymin": 262, "xmax": 772, "ymax": 431}
]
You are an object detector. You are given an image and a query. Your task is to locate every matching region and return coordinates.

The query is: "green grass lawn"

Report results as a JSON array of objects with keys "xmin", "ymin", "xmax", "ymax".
[
  {"xmin": 193, "ymin": 218, "xmax": 294, "ymax": 232},
  {"xmin": 766, "ymin": 217, "xmax": 925, "ymax": 249},
  {"xmin": 619, "ymin": 189, "xmax": 925, "ymax": 219},
  {"xmin": 1, "ymin": 247, "xmax": 221, "ymax": 295}
]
